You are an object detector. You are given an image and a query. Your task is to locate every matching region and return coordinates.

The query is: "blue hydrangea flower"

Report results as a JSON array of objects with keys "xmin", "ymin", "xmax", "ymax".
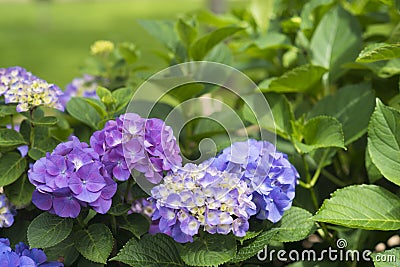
[
  {"xmin": 0, "ymin": 238, "xmax": 63, "ymax": 266},
  {"xmin": 0, "ymin": 66, "xmax": 63, "ymax": 112},
  {"xmin": 206, "ymin": 139, "xmax": 299, "ymax": 223},
  {"xmin": 150, "ymin": 163, "xmax": 257, "ymax": 243},
  {"xmin": 90, "ymin": 113, "xmax": 182, "ymax": 183},
  {"xmin": 0, "ymin": 194, "xmax": 16, "ymax": 228},
  {"xmin": 59, "ymin": 74, "xmax": 99, "ymax": 107},
  {"xmin": 28, "ymin": 136, "xmax": 117, "ymax": 218}
]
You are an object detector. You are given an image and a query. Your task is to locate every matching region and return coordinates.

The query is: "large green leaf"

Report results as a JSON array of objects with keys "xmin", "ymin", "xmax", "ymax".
[
  {"xmin": 295, "ymin": 116, "xmax": 345, "ymax": 153},
  {"xmin": 73, "ymin": 224, "xmax": 113, "ymax": 264},
  {"xmin": 366, "ymin": 148, "xmax": 382, "ymax": 183},
  {"xmin": 45, "ymin": 235, "xmax": 80, "ymax": 267},
  {"xmin": 138, "ymin": 20, "xmax": 178, "ymax": 52},
  {"xmin": 66, "ymin": 97, "xmax": 101, "ymax": 129},
  {"xmin": 314, "ymin": 185, "xmax": 400, "ymax": 230},
  {"xmin": 0, "ymin": 129, "xmax": 27, "ymax": 148},
  {"xmin": 242, "ymin": 93, "xmax": 294, "ymax": 139},
  {"xmin": 310, "ymin": 5, "xmax": 362, "ymax": 82},
  {"xmin": 371, "ymin": 247, "xmax": 400, "ymax": 266},
  {"xmin": 270, "ymin": 207, "xmax": 316, "ymax": 243},
  {"xmin": 308, "ymin": 83, "xmax": 375, "ymax": 144},
  {"xmin": 27, "ymin": 213, "xmax": 73, "ymax": 248},
  {"xmin": 181, "ymin": 233, "xmax": 236, "ymax": 266},
  {"xmin": 230, "ymin": 229, "xmax": 276, "ymax": 263},
  {"xmin": 119, "ymin": 213, "xmax": 149, "ymax": 239},
  {"xmin": 111, "ymin": 234, "xmax": 185, "ymax": 267},
  {"xmin": 0, "ymin": 152, "xmax": 27, "ymax": 187},
  {"xmin": 4, "ymin": 174, "xmax": 34, "ymax": 208},
  {"xmin": 176, "ymin": 18, "xmax": 197, "ymax": 48},
  {"xmin": 190, "ymin": 26, "xmax": 243, "ymax": 60},
  {"xmin": 368, "ymin": 99, "xmax": 400, "ymax": 186},
  {"xmin": 261, "ymin": 64, "xmax": 327, "ymax": 93},
  {"xmin": 357, "ymin": 43, "xmax": 400, "ymax": 63}
]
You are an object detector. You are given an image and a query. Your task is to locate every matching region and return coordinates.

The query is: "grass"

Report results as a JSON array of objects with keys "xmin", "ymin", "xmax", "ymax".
[{"xmin": 0, "ymin": 0, "xmax": 208, "ymax": 87}]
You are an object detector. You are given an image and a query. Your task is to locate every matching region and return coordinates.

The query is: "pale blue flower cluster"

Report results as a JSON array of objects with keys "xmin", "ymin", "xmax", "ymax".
[{"xmin": 151, "ymin": 163, "xmax": 256, "ymax": 243}]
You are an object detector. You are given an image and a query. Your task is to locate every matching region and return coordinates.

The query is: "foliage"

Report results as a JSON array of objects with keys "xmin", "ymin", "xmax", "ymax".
[{"xmin": 0, "ymin": 1, "xmax": 400, "ymax": 267}]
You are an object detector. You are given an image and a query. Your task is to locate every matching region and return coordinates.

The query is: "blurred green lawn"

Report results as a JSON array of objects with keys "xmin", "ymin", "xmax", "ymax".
[{"xmin": 0, "ymin": 0, "xmax": 210, "ymax": 87}]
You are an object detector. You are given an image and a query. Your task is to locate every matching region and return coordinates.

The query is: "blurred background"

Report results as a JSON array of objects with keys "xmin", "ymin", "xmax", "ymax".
[{"xmin": 0, "ymin": 0, "xmax": 246, "ymax": 87}]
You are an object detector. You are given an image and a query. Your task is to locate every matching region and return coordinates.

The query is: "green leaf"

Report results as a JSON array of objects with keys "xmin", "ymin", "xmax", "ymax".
[
  {"xmin": 310, "ymin": 5, "xmax": 362, "ymax": 82},
  {"xmin": 190, "ymin": 26, "xmax": 243, "ymax": 60},
  {"xmin": 368, "ymin": 99, "xmax": 400, "ymax": 186},
  {"xmin": 0, "ymin": 152, "xmax": 27, "ymax": 187},
  {"xmin": 314, "ymin": 185, "xmax": 400, "ymax": 230},
  {"xmin": 300, "ymin": 0, "xmax": 335, "ymax": 35},
  {"xmin": 295, "ymin": 116, "xmax": 345, "ymax": 153},
  {"xmin": 176, "ymin": 18, "xmax": 197, "ymax": 48},
  {"xmin": 96, "ymin": 86, "xmax": 115, "ymax": 106},
  {"xmin": 111, "ymin": 234, "xmax": 185, "ymax": 266},
  {"xmin": 119, "ymin": 213, "xmax": 150, "ymax": 239},
  {"xmin": 28, "ymin": 213, "xmax": 73, "ymax": 248},
  {"xmin": 0, "ymin": 129, "xmax": 27, "ymax": 148},
  {"xmin": 366, "ymin": 148, "xmax": 382, "ymax": 183},
  {"xmin": 357, "ymin": 43, "xmax": 400, "ymax": 63},
  {"xmin": 253, "ymin": 32, "xmax": 291, "ymax": 50},
  {"xmin": 45, "ymin": 235, "xmax": 80, "ymax": 266},
  {"xmin": 4, "ymin": 174, "xmax": 34, "ymax": 208},
  {"xmin": 66, "ymin": 97, "xmax": 101, "ymax": 129},
  {"xmin": 118, "ymin": 42, "xmax": 139, "ymax": 64},
  {"xmin": 242, "ymin": 93, "xmax": 293, "ymax": 139},
  {"xmin": 0, "ymin": 105, "xmax": 18, "ymax": 117},
  {"xmin": 77, "ymin": 257, "xmax": 104, "ymax": 267},
  {"xmin": 270, "ymin": 207, "xmax": 316, "ymax": 243},
  {"xmin": 32, "ymin": 116, "xmax": 58, "ymax": 126},
  {"xmin": 230, "ymin": 229, "xmax": 277, "ymax": 263},
  {"xmin": 108, "ymin": 203, "xmax": 131, "ymax": 216},
  {"xmin": 112, "ymin": 87, "xmax": 134, "ymax": 112},
  {"xmin": 73, "ymin": 224, "xmax": 113, "ymax": 264},
  {"xmin": 261, "ymin": 64, "xmax": 327, "ymax": 93},
  {"xmin": 371, "ymin": 247, "xmax": 400, "ymax": 266},
  {"xmin": 138, "ymin": 20, "xmax": 178, "ymax": 52},
  {"xmin": 308, "ymin": 83, "xmax": 375, "ymax": 144},
  {"xmin": 181, "ymin": 233, "xmax": 236, "ymax": 267}
]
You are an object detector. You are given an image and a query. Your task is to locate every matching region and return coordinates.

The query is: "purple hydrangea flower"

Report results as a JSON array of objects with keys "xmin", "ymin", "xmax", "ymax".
[
  {"xmin": 150, "ymin": 163, "xmax": 257, "ymax": 243},
  {"xmin": 0, "ymin": 66, "xmax": 64, "ymax": 112},
  {"xmin": 59, "ymin": 74, "xmax": 99, "ymax": 107},
  {"xmin": 0, "ymin": 194, "xmax": 16, "ymax": 228},
  {"xmin": 90, "ymin": 113, "xmax": 182, "ymax": 183},
  {"xmin": 28, "ymin": 136, "xmax": 117, "ymax": 218},
  {"xmin": 206, "ymin": 139, "xmax": 299, "ymax": 223},
  {"xmin": 0, "ymin": 238, "xmax": 63, "ymax": 267}
]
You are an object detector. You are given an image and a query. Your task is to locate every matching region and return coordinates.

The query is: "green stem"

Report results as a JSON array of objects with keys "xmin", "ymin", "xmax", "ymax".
[
  {"xmin": 124, "ymin": 178, "xmax": 133, "ymax": 203},
  {"xmin": 111, "ymin": 215, "xmax": 117, "ymax": 235},
  {"xmin": 321, "ymin": 169, "xmax": 347, "ymax": 187}
]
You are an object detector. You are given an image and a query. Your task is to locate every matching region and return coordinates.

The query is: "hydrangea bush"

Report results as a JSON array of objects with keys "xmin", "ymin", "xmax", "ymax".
[{"xmin": 0, "ymin": 1, "xmax": 400, "ymax": 267}]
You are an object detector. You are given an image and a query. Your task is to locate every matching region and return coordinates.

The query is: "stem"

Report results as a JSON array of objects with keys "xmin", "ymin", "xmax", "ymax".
[
  {"xmin": 111, "ymin": 215, "xmax": 117, "ymax": 235},
  {"xmin": 321, "ymin": 169, "xmax": 347, "ymax": 187},
  {"xmin": 124, "ymin": 178, "xmax": 133, "ymax": 203}
]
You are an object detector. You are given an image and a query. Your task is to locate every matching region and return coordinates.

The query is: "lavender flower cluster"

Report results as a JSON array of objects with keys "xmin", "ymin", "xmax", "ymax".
[
  {"xmin": 150, "ymin": 140, "xmax": 299, "ymax": 243},
  {"xmin": 0, "ymin": 194, "xmax": 16, "ymax": 228},
  {"xmin": 90, "ymin": 113, "xmax": 182, "ymax": 184},
  {"xmin": 0, "ymin": 67, "xmax": 63, "ymax": 112},
  {"xmin": 28, "ymin": 137, "xmax": 117, "ymax": 218},
  {"xmin": 59, "ymin": 74, "xmax": 98, "ymax": 107},
  {"xmin": 208, "ymin": 140, "xmax": 299, "ymax": 223},
  {"xmin": 0, "ymin": 238, "xmax": 63, "ymax": 266},
  {"xmin": 151, "ymin": 163, "xmax": 257, "ymax": 243},
  {"xmin": 28, "ymin": 113, "xmax": 181, "ymax": 218}
]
